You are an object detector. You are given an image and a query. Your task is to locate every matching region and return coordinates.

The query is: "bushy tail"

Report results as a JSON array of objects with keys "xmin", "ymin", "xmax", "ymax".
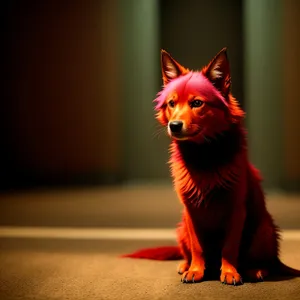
[
  {"xmin": 121, "ymin": 246, "xmax": 183, "ymax": 261},
  {"xmin": 277, "ymin": 260, "xmax": 300, "ymax": 277}
]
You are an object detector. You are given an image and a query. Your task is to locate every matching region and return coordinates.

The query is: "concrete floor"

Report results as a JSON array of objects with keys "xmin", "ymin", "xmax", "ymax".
[{"xmin": 0, "ymin": 185, "xmax": 300, "ymax": 300}]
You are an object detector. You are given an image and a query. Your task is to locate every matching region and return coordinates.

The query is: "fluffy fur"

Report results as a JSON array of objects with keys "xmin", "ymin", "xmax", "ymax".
[{"xmin": 122, "ymin": 48, "xmax": 300, "ymax": 285}]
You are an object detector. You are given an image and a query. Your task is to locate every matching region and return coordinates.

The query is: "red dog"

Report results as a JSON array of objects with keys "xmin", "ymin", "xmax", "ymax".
[{"xmin": 123, "ymin": 48, "xmax": 300, "ymax": 285}]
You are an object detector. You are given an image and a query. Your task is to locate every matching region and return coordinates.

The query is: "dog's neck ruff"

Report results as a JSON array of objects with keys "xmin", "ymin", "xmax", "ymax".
[
  {"xmin": 169, "ymin": 125, "xmax": 246, "ymax": 206},
  {"xmin": 171, "ymin": 125, "xmax": 245, "ymax": 171}
]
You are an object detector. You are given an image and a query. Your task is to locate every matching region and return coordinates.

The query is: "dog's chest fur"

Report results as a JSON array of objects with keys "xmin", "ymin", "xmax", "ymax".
[{"xmin": 170, "ymin": 125, "xmax": 246, "ymax": 208}]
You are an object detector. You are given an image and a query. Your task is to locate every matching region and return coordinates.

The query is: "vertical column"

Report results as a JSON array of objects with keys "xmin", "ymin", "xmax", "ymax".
[
  {"xmin": 118, "ymin": 0, "xmax": 169, "ymax": 181},
  {"xmin": 243, "ymin": 0, "xmax": 284, "ymax": 188},
  {"xmin": 282, "ymin": 0, "xmax": 300, "ymax": 190}
]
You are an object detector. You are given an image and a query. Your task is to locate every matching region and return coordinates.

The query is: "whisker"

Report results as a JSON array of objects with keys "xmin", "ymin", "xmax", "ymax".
[
  {"xmin": 152, "ymin": 127, "xmax": 167, "ymax": 140},
  {"xmin": 202, "ymin": 133, "xmax": 211, "ymax": 144}
]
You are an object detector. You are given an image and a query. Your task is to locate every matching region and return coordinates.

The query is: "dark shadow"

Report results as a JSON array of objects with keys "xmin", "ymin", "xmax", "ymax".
[
  {"xmin": 263, "ymin": 275, "xmax": 297, "ymax": 282},
  {"xmin": 202, "ymin": 267, "xmax": 298, "ymax": 284}
]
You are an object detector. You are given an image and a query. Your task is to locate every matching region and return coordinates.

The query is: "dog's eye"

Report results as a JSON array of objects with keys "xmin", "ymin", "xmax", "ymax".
[
  {"xmin": 168, "ymin": 100, "xmax": 175, "ymax": 108},
  {"xmin": 190, "ymin": 100, "xmax": 203, "ymax": 108}
]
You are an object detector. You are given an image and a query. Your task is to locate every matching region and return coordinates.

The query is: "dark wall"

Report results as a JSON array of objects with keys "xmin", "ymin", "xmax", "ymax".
[
  {"xmin": 1, "ymin": 0, "xmax": 245, "ymax": 189},
  {"xmin": 282, "ymin": 0, "xmax": 300, "ymax": 190},
  {"xmin": 244, "ymin": 0, "xmax": 300, "ymax": 190},
  {"xmin": 1, "ymin": 0, "xmax": 121, "ymax": 189},
  {"xmin": 159, "ymin": 0, "xmax": 244, "ymax": 108}
]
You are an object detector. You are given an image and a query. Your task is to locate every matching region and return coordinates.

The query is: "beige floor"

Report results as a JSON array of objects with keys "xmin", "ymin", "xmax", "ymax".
[
  {"xmin": 1, "ymin": 238, "xmax": 300, "ymax": 300},
  {"xmin": 0, "ymin": 185, "xmax": 300, "ymax": 300}
]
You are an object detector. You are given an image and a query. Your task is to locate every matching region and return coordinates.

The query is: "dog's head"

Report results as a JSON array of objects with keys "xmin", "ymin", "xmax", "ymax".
[{"xmin": 154, "ymin": 48, "xmax": 244, "ymax": 143}]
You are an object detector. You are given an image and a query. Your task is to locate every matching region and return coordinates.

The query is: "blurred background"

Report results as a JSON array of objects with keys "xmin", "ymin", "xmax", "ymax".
[
  {"xmin": 1, "ymin": 0, "xmax": 299, "ymax": 192},
  {"xmin": 1, "ymin": 0, "xmax": 300, "ymax": 221},
  {"xmin": 1, "ymin": 1, "xmax": 300, "ymax": 299},
  {"xmin": 0, "ymin": 0, "xmax": 300, "ymax": 233}
]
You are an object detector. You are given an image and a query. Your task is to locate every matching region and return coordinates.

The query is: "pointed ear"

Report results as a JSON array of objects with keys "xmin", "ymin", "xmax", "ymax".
[
  {"xmin": 161, "ymin": 50, "xmax": 188, "ymax": 86},
  {"xmin": 203, "ymin": 48, "xmax": 231, "ymax": 97}
]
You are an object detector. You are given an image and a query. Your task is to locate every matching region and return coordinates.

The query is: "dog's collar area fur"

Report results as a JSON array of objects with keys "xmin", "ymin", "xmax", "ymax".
[{"xmin": 172, "ymin": 124, "xmax": 246, "ymax": 171}]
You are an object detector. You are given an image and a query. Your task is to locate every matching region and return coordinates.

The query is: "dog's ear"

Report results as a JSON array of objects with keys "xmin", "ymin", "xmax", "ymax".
[
  {"xmin": 161, "ymin": 50, "xmax": 188, "ymax": 86},
  {"xmin": 203, "ymin": 48, "xmax": 231, "ymax": 97}
]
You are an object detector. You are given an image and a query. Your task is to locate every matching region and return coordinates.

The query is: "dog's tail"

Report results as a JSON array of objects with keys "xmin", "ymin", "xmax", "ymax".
[
  {"xmin": 276, "ymin": 260, "xmax": 300, "ymax": 277},
  {"xmin": 121, "ymin": 246, "xmax": 183, "ymax": 260}
]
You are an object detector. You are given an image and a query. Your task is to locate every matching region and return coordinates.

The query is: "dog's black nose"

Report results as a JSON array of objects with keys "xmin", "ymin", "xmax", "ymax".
[{"xmin": 169, "ymin": 121, "xmax": 183, "ymax": 133}]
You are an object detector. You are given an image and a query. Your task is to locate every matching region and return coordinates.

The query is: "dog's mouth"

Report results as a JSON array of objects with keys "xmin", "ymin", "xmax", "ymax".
[{"xmin": 169, "ymin": 129, "xmax": 202, "ymax": 141}]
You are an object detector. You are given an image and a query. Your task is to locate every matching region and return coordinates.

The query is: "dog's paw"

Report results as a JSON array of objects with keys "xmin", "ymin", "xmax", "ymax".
[
  {"xmin": 177, "ymin": 262, "xmax": 190, "ymax": 274},
  {"xmin": 220, "ymin": 271, "xmax": 243, "ymax": 286},
  {"xmin": 181, "ymin": 268, "xmax": 204, "ymax": 283},
  {"xmin": 245, "ymin": 269, "xmax": 268, "ymax": 282}
]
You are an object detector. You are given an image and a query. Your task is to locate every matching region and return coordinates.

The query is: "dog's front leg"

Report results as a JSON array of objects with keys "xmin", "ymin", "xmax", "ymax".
[
  {"xmin": 220, "ymin": 203, "xmax": 246, "ymax": 285},
  {"xmin": 181, "ymin": 209, "xmax": 205, "ymax": 283}
]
